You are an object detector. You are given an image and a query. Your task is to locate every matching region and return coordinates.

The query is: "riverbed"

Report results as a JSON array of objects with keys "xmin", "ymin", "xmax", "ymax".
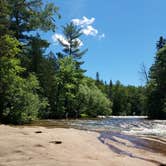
[{"xmin": 0, "ymin": 123, "xmax": 166, "ymax": 166}]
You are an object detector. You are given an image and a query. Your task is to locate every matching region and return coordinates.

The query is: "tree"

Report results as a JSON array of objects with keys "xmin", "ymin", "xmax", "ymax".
[
  {"xmin": 111, "ymin": 81, "xmax": 128, "ymax": 115},
  {"xmin": 0, "ymin": 0, "xmax": 11, "ymax": 36},
  {"xmin": 28, "ymin": 34, "xmax": 49, "ymax": 73},
  {"xmin": 53, "ymin": 22, "xmax": 89, "ymax": 118},
  {"xmin": 53, "ymin": 56, "xmax": 84, "ymax": 118},
  {"xmin": 77, "ymin": 77, "xmax": 112, "ymax": 117},
  {"xmin": 56, "ymin": 22, "xmax": 87, "ymax": 70},
  {"xmin": 147, "ymin": 44, "xmax": 166, "ymax": 119},
  {"xmin": 156, "ymin": 36, "xmax": 166, "ymax": 51},
  {"xmin": 6, "ymin": 0, "xmax": 60, "ymax": 41},
  {"xmin": 37, "ymin": 53, "xmax": 61, "ymax": 118},
  {"xmin": 96, "ymin": 72, "xmax": 100, "ymax": 82},
  {"xmin": 139, "ymin": 63, "xmax": 149, "ymax": 84},
  {"xmin": 108, "ymin": 80, "xmax": 113, "ymax": 99},
  {"xmin": 0, "ymin": 35, "xmax": 47, "ymax": 124}
]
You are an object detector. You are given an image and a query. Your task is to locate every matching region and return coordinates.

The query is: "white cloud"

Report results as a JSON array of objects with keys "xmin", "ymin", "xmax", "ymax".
[
  {"xmin": 72, "ymin": 16, "xmax": 95, "ymax": 27},
  {"xmin": 72, "ymin": 16, "xmax": 97, "ymax": 37},
  {"xmin": 81, "ymin": 25, "xmax": 98, "ymax": 36},
  {"xmin": 72, "ymin": 16, "xmax": 104, "ymax": 39},
  {"xmin": 52, "ymin": 16, "xmax": 105, "ymax": 47},
  {"xmin": 52, "ymin": 33, "xmax": 69, "ymax": 46},
  {"xmin": 52, "ymin": 33, "xmax": 83, "ymax": 48}
]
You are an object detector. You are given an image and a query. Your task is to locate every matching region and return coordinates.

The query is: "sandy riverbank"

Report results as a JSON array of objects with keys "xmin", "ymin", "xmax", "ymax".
[{"xmin": 0, "ymin": 125, "xmax": 165, "ymax": 166}]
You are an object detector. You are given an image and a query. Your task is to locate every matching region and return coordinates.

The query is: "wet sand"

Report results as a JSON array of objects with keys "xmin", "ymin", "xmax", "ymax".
[{"xmin": 0, "ymin": 125, "xmax": 165, "ymax": 166}]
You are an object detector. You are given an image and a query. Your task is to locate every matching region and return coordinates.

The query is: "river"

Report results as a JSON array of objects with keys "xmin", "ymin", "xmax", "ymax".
[{"xmin": 30, "ymin": 116, "xmax": 166, "ymax": 138}]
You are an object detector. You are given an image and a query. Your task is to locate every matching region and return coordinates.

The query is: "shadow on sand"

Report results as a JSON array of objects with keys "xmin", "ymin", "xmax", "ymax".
[{"xmin": 98, "ymin": 131, "xmax": 166, "ymax": 166}]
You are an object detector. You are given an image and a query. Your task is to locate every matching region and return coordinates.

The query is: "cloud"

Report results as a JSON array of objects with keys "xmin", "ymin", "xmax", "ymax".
[
  {"xmin": 72, "ymin": 16, "xmax": 104, "ymax": 39},
  {"xmin": 72, "ymin": 16, "xmax": 95, "ymax": 27},
  {"xmin": 52, "ymin": 34, "xmax": 70, "ymax": 46},
  {"xmin": 52, "ymin": 33, "xmax": 83, "ymax": 48},
  {"xmin": 52, "ymin": 16, "xmax": 104, "ymax": 47},
  {"xmin": 82, "ymin": 25, "xmax": 98, "ymax": 36}
]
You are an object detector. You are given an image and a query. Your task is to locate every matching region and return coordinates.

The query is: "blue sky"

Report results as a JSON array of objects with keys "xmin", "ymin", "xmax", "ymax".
[{"xmin": 41, "ymin": 0, "xmax": 166, "ymax": 86}]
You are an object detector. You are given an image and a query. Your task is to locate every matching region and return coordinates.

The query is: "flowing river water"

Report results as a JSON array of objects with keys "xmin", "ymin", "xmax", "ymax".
[{"xmin": 30, "ymin": 116, "xmax": 166, "ymax": 137}]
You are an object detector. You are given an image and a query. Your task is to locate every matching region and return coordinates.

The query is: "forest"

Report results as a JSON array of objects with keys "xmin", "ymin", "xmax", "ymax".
[{"xmin": 0, "ymin": 0, "xmax": 166, "ymax": 124}]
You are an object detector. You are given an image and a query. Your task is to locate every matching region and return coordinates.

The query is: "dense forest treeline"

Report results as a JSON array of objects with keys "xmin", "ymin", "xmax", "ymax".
[{"xmin": 0, "ymin": 0, "xmax": 165, "ymax": 124}]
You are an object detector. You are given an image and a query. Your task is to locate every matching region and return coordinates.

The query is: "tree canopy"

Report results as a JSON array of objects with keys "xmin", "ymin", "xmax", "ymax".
[{"xmin": 0, "ymin": 0, "xmax": 165, "ymax": 124}]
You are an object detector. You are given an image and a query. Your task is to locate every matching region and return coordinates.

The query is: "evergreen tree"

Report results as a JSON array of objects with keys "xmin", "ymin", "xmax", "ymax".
[
  {"xmin": 108, "ymin": 80, "xmax": 113, "ymax": 99},
  {"xmin": 28, "ymin": 34, "xmax": 49, "ymax": 73},
  {"xmin": 147, "ymin": 44, "xmax": 166, "ymax": 119},
  {"xmin": 6, "ymin": 0, "xmax": 60, "ymax": 41},
  {"xmin": 56, "ymin": 22, "xmax": 87, "ymax": 70},
  {"xmin": 156, "ymin": 36, "xmax": 166, "ymax": 51},
  {"xmin": 96, "ymin": 72, "xmax": 100, "ymax": 82}
]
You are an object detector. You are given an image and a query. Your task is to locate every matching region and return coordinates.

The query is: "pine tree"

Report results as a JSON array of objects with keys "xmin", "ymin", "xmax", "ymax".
[
  {"xmin": 4, "ymin": 0, "xmax": 60, "ymax": 41},
  {"xmin": 96, "ymin": 72, "xmax": 100, "ymax": 82},
  {"xmin": 147, "ymin": 43, "xmax": 166, "ymax": 119},
  {"xmin": 156, "ymin": 36, "xmax": 166, "ymax": 51},
  {"xmin": 56, "ymin": 22, "xmax": 87, "ymax": 70}
]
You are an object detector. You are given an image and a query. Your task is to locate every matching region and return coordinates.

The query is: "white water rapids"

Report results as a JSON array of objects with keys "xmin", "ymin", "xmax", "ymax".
[{"xmin": 70, "ymin": 117, "xmax": 166, "ymax": 137}]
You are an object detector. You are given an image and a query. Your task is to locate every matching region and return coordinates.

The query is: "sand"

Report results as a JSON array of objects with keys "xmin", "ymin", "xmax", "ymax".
[{"xmin": 0, "ymin": 125, "xmax": 165, "ymax": 166}]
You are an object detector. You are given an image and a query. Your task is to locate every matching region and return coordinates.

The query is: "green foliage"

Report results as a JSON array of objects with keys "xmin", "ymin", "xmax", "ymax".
[
  {"xmin": 56, "ymin": 22, "xmax": 87, "ymax": 71},
  {"xmin": 80, "ymin": 113, "xmax": 89, "ymax": 118},
  {"xmin": 0, "ymin": 35, "xmax": 47, "ymax": 124},
  {"xmin": 6, "ymin": 0, "xmax": 60, "ymax": 40},
  {"xmin": 0, "ymin": 0, "xmax": 11, "ymax": 36},
  {"xmin": 147, "ymin": 44, "xmax": 166, "ymax": 119},
  {"xmin": 3, "ymin": 0, "xmax": 165, "ymax": 124},
  {"xmin": 77, "ymin": 78, "xmax": 112, "ymax": 117},
  {"xmin": 52, "ymin": 56, "xmax": 83, "ymax": 118},
  {"xmin": 156, "ymin": 36, "xmax": 166, "ymax": 51},
  {"xmin": 149, "ymin": 46, "xmax": 166, "ymax": 89},
  {"xmin": 0, "ymin": 35, "xmax": 20, "ymax": 57},
  {"xmin": 61, "ymin": 22, "xmax": 87, "ymax": 58},
  {"xmin": 107, "ymin": 81, "xmax": 147, "ymax": 116}
]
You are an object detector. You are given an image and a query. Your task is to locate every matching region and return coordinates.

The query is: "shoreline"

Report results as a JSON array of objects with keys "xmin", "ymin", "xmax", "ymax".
[{"xmin": 0, "ymin": 125, "xmax": 166, "ymax": 166}]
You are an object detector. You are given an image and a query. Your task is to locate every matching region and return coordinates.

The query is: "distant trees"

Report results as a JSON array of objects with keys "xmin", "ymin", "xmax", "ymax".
[
  {"xmin": 107, "ymin": 81, "xmax": 146, "ymax": 116},
  {"xmin": 94, "ymin": 74, "xmax": 147, "ymax": 116},
  {"xmin": 77, "ymin": 78, "xmax": 112, "ymax": 117}
]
